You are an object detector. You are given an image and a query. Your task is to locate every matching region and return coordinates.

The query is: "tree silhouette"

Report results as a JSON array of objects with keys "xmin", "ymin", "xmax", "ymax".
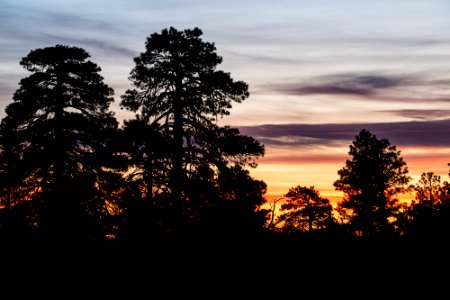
[
  {"xmin": 120, "ymin": 27, "xmax": 266, "ymax": 236},
  {"xmin": 266, "ymin": 197, "xmax": 282, "ymax": 230},
  {"xmin": 276, "ymin": 186, "xmax": 334, "ymax": 235},
  {"xmin": 1, "ymin": 45, "xmax": 119, "ymax": 239},
  {"xmin": 414, "ymin": 172, "xmax": 441, "ymax": 209},
  {"xmin": 405, "ymin": 171, "xmax": 450, "ymax": 239},
  {"xmin": 334, "ymin": 129, "xmax": 411, "ymax": 239}
]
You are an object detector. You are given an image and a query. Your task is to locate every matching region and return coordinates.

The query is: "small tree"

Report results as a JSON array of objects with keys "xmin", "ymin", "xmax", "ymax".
[
  {"xmin": 276, "ymin": 186, "xmax": 334, "ymax": 234},
  {"xmin": 414, "ymin": 172, "xmax": 441, "ymax": 209},
  {"xmin": 405, "ymin": 171, "xmax": 450, "ymax": 239},
  {"xmin": 439, "ymin": 181, "xmax": 450, "ymax": 205},
  {"xmin": 334, "ymin": 129, "xmax": 411, "ymax": 238}
]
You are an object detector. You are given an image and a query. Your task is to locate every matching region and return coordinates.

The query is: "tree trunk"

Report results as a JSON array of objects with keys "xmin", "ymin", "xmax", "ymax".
[
  {"xmin": 50, "ymin": 73, "xmax": 66, "ymax": 235},
  {"xmin": 54, "ymin": 79, "xmax": 65, "ymax": 199},
  {"xmin": 171, "ymin": 75, "xmax": 184, "ymax": 206},
  {"xmin": 144, "ymin": 151, "xmax": 153, "ymax": 203}
]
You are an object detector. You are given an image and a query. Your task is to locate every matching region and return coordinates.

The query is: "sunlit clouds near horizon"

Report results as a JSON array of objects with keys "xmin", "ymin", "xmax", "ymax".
[{"xmin": 1, "ymin": 0, "xmax": 450, "ymax": 203}]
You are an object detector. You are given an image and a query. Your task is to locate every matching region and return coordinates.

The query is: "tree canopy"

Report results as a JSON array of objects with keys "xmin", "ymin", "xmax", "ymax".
[
  {"xmin": 333, "ymin": 129, "xmax": 411, "ymax": 238},
  {"xmin": 276, "ymin": 186, "xmax": 334, "ymax": 234},
  {"xmin": 0, "ymin": 45, "xmax": 119, "ymax": 239},
  {"xmin": 118, "ymin": 27, "xmax": 267, "ymax": 236}
]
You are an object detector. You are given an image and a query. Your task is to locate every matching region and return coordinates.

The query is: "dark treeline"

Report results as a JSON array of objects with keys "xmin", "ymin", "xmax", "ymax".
[{"xmin": 0, "ymin": 26, "xmax": 449, "ymax": 242}]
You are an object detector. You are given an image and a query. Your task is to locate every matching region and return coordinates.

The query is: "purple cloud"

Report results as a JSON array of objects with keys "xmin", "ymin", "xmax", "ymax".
[
  {"xmin": 267, "ymin": 73, "xmax": 419, "ymax": 97},
  {"xmin": 238, "ymin": 119, "xmax": 450, "ymax": 148}
]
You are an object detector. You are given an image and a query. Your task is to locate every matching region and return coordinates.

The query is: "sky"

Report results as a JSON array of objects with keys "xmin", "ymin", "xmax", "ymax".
[{"xmin": 1, "ymin": 0, "xmax": 450, "ymax": 205}]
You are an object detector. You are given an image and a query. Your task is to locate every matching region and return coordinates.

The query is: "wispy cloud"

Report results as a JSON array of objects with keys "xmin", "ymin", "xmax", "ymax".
[
  {"xmin": 379, "ymin": 109, "xmax": 450, "ymax": 120},
  {"xmin": 266, "ymin": 73, "xmax": 419, "ymax": 97},
  {"xmin": 252, "ymin": 136, "xmax": 345, "ymax": 149},
  {"xmin": 42, "ymin": 35, "xmax": 138, "ymax": 58},
  {"xmin": 259, "ymin": 153, "xmax": 348, "ymax": 164}
]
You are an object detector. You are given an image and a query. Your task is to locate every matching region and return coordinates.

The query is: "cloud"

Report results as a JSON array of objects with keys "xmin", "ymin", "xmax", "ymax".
[
  {"xmin": 345, "ymin": 37, "xmax": 450, "ymax": 48},
  {"xmin": 42, "ymin": 35, "xmax": 138, "ymax": 58},
  {"xmin": 267, "ymin": 73, "xmax": 418, "ymax": 97},
  {"xmin": 0, "ymin": 1, "xmax": 137, "ymax": 54},
  {"xmin": 380, "ymin": 109, "xmax": 450, "ymax": 120},
  {"xmin": 259, "ymin": 153, "xmax": 348, "ymax": 164},
  {"xmin": 238, "ymin": 119, "xmax": 450, "ymax": 148},
  {"xmin": 253, "ymin": 136, "xmax": 346, "ymax": 149},
  {"xmin": 222, "ymin": 49, "xmax": 299, "ymax": 65}
]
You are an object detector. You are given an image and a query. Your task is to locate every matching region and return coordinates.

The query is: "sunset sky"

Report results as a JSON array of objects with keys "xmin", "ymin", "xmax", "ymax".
[{"xmin": 1, "ymin": 0, "xmax": 450, "ymax": 205}]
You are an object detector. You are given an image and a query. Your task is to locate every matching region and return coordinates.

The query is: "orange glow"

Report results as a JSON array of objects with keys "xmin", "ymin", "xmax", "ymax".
[{"xmin": 250, "ymin": 144, "xmax": 450, "ymax": 207}]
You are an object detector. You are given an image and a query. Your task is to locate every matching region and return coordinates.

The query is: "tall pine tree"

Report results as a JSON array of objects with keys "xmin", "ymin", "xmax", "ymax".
[
  {"xmin": 1, "ymin": 45, "xmax": 119, "ymax": 239},
  {"xmin": 120, "ymin": 27, "xmax": 267, "ymax": 236}
]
